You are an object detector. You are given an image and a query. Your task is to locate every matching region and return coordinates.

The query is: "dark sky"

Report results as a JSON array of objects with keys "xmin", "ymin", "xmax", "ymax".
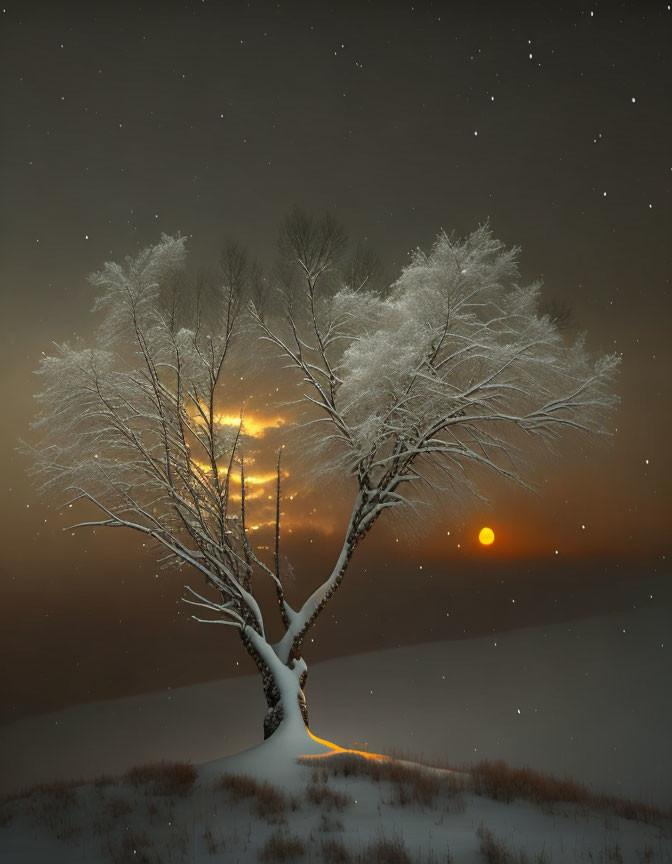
[{"xmin": 1, "ymin": 1, "xmax": 670, "ymax": 722}]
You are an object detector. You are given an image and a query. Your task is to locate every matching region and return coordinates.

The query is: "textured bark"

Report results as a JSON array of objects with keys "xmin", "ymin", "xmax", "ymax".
[
  {"xmin": 261, "ymin": 665, "xmax": 284, "ymax": 739},
  {"xmin": 243, "ymin": 630, "xmax": 309, "ymax": 739},
  {"xmin": 262, "ymin": 665, "xmax": 309, "ymax": 739}
]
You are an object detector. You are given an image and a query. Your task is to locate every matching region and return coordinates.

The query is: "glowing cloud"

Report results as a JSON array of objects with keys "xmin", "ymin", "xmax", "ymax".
[
  {"xmin": 188, "ymin": 402, "xmax": 286, "ymax": 438},
  {"xmin": 213, "ymin": 412, "xmax": 285, "ymax": 438}
]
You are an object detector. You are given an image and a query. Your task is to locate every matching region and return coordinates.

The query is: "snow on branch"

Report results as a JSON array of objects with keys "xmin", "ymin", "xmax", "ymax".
[
  {"xmin": 28, "ymin": 235, "xmax": 286, "ymax": 644},
  {"xmin": 263, "ymin": 223, "xmax": 619, "ymax": 511},
  {"xmin": 28, "ymin": 221, "xmax": 620, "ymax": 679}
]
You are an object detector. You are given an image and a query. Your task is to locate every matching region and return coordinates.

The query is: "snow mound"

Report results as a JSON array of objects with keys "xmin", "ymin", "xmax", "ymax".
[{"xmin": 1, "ymin": 748, "xmax": 670, "ymax": 863}]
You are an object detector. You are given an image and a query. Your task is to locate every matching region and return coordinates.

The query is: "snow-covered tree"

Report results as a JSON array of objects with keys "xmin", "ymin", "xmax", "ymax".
[{"xmin": 28, "ymin": 218, "xmax": 619, "ymax": 746}]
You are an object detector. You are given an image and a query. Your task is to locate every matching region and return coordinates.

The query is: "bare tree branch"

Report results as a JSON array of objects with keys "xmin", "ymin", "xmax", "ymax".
[{"xmin": 27, "ymin": 222, "xmax": 619, "ymax": 740}]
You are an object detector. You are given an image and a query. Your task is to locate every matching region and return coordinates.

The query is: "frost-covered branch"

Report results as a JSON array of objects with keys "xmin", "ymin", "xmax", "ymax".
[
  {"xmin": 256, "ymin": 220, "xmax": 619, "ymax": 661},
  {"xmin": 29, "ymin": 235, "xmax": 271, "ymax": 642},
  {"xmin": 27, "ymin": 221, "xmax": 619, "ymax": 740}
]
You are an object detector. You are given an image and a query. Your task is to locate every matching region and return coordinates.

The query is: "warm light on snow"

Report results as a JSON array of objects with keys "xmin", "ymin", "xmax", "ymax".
[{"xmin": 304, "ymin": 730, "xmax": 412, "ymax": 764}]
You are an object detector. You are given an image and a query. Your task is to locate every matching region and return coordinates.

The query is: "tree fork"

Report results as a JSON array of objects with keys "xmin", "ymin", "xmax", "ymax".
[{"xmin": 241, "ymin": 630, "xmax": 309, "ymax": 739}]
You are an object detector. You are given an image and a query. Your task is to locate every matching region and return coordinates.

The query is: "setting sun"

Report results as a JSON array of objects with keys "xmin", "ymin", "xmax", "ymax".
[{"xmin": 479, "ymin": 526, "xmax": 495, "ymax": 546}]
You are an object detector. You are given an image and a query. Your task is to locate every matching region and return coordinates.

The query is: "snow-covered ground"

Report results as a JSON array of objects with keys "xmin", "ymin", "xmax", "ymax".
[
  {"xmin": 1, "ymin": 726, "xmax": 671, "ymax": 863},
  {"xmin": 1, "ymin": 609, "xmax": 671, "ymax": 862},
  {"xmin": 2, "ymin": 608, "xmax": 670, "ymax": 806}
]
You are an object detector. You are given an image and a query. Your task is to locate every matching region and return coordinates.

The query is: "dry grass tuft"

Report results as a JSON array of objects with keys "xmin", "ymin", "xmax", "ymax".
[
  {"xmin": 203, "ymin": 826, "xmax": 221, "ymax": 855},
  {"xmin": 254, "ymin": 784, "xmax": 288, "ymax": 819},
  {"xmin": 16, "ymin": 782, "xmax": 83, "ymax": 841},
  {"xmin": 121, "ymin": 828, "xmax": 153, "ymax": 854},
  {"xmin": 469, "ymin": 760, "xmax": 667, "ymax": 825},
  {"xmin": 106, "ymin": 794, "xmax": 135, "ymax": 818},
  {"xmin": 124, "ymin": 761, "xmax": 197, "ymax": 797},
  {"xmin": 471, "ymin": 760, "xmax": 588, "ymax": 805},
  {"xmin": 359, "ymin": 834, "xmax": 413, "ymax": 864},
  {"xmin": 321, "ymin": 836, "xmax": 351, "ymax": 863},
  {"xmin": 476, "ymin": 825, "xmax": 550, "ymax": 864},
  {"xmin": 476, "ymin": 825, "xmax": 512, "ymax": 864},
  {"xmin": 607, "ymin": 797, "xmax": 664, "ymax": 825},
  {"xmin": 258, "ymin": 829, "xmax": 306, "ymax": 861},
  {"xmin": 104, "ymin": 827, "xmax": 163, "ymax": 864},
  {"xmin": 306, "ymin": 782, "xmax": 350, "ymax": 810},
  {"xmin": 0, "ymin": 778, "xmax": 82, "ymax": 808},
  {"xmin": 0, "ymin": 774, "xmax": 115, "ymax": 811},
  {"xmin": 0, "ymin": 774, "xmax": 120, "ymax": 825},
  {"xmin": 601, "ymin": 843, "xmax": 624, "ymax": 864},
  {"xmin": 215, "ymin": 772, "xmax": 260, "ymax": 798},
  {"xmin": 304, "ymin": 753, "xmax": 459, "ymax": 808},
  {"xmin": 216, "ymin": 772, "xmax": 288, "ymax": 819},
  {"xmin": 319, "ymin": 812, "xmax": 345, "ymax": 833}
]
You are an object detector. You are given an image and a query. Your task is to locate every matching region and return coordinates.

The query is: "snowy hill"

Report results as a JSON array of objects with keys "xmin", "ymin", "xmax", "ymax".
[
  {"xmin": 1, "ymin": 608, "xmax": 671, "ymax": 862},
  {"xmin": 1, "ymin": 729, "xmax": 671, "ymax": 862},
  {"xmin": 2, "ymin": 608, "xmax": 670, "ymax": 807}
]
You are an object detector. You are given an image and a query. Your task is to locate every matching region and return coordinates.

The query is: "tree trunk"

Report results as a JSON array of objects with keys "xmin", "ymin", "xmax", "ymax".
[
  {"xmin": 242, "ymin": 630, "xmax": 309, "ymax": 740},
  {"xmin": 262, "ymin": 659, "xmax": 309, "ymax": 739}
]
